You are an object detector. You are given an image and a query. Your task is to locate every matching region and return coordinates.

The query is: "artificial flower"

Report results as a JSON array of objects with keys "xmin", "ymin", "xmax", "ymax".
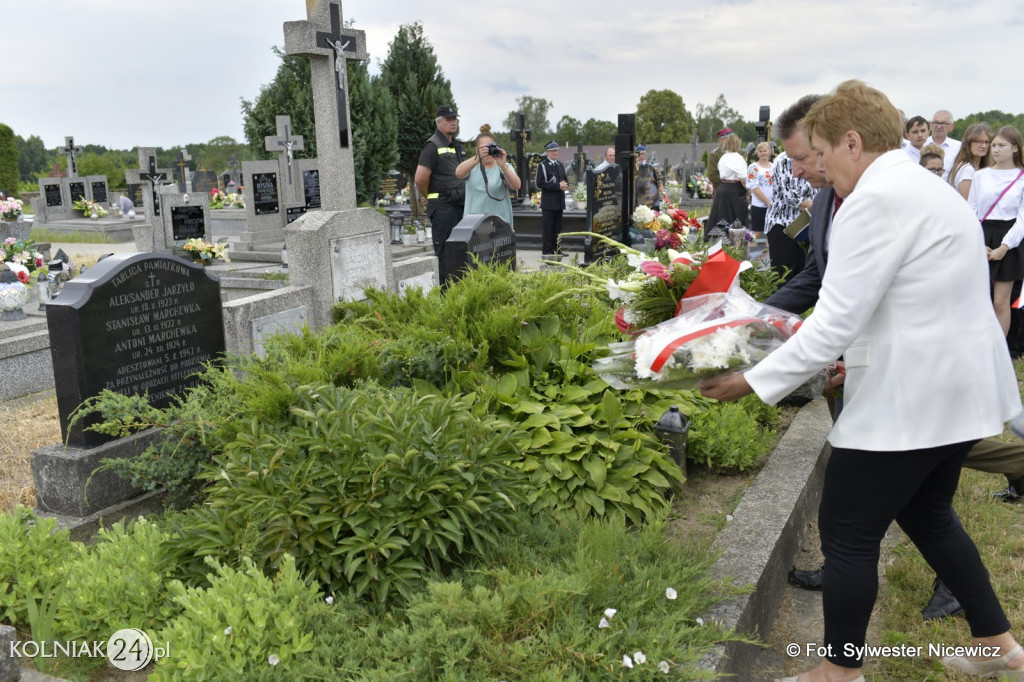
[
  {"xmin": 665, "ymin": 587, "xmax": 677, "ymax": 600},
  {"xmin": 633, "ymin": 651, "xmax": 647, "ymax": 664},
  {"xmin": 268, "ymin": 654, "xmax": 280, "ymax": 666}
]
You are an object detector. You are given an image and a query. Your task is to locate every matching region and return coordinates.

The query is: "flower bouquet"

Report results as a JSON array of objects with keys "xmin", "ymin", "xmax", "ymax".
[
  {"xmin": 209, "ymin": 188, "xmax": 245, "ymax": 210},
  {"xmin": 1, "ymin": 197, "xmax": 24, "ymax": 220},
  {"xmin": 72, "ymin": 197, "xmax": 108, "ymax": 218},
  {"xmin": 688, "ymin": 173, "xmax": 713, "ymax": 199},
  {"xmin": 2, "ymin": 237, "xmax": 45, "ymax": 274},
  {"xmin": 183, "ymin": 237, "xmax": 230, "ymax": 264}
]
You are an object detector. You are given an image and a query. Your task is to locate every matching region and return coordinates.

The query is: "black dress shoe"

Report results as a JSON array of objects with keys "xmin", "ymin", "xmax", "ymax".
[
  {"xmin": 993, "ymin": 476, "xmax": 1024, "ymax": 503},
  {"xmin": 788, "ymin": 565, "xmax": 824, "ymax": 591},
  {"xmin": 922, "ymin": 578, "xmax": 963, "ymax": 620}
]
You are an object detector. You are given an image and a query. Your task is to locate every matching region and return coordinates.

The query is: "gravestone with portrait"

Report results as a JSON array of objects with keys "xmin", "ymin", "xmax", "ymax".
[
  {"xmin": 444, "ymin": 214, "xmax": 516, "ymax": 284},
  {"xmin": 33, "ymin": 252, "xmax": 224, "ymax": 519},
  {"xmin": 585, "ymin": 164, "xmax": 623, "ymax": 263}
]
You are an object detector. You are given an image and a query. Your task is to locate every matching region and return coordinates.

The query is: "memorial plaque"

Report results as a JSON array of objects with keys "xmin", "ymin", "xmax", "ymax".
[
  {"xmin": 47, "ymin": 253, "xmax": 225, "ymax": 447},
  {"xmin": 125, "ymin": 184, "xmax": 143, "ymax": 207},
  {"xmin": 303, "ymin": 169, "xmax": 321, "ymax": 209},
  {"xmin": 527, "ymin": 153, "xmax": 543, "ymax": 193},
  {"xmin": 586, "ymin": 165, "xmax": 624, "ymax": 263},
  {"xmin": 398, "ymin": 271, "xmax": 436, "ymax": 296},
  {"xmin": 329, "ymin": 233, "xmax": 389, "ymax": 303},
  {"xmin": 45, "ymin": 183, "xmax": 63, "ymax": 207},
  {"xmin": 192, "ymin": 171, "xmax": 218, "ymax": 195},
  {"xmin": 252, "ymin": 307, "xmax": 308, "ymax": 359},
  {"xmin": 91, "ymin": 181, "xmax": 108, "ymax": 204},
  {"xmin": 286, "ymin": 206, "xmax": 307, "ymax": 223},
  {"xmin": 444, "ymin": 214, "xmax": 516, "ymax": 284},
  {"xmin": 171, "ymin": 205, "xmax": 205, "ymax": 241},
  {"xmin": 252, "ymin": 172, "xmax": 280, "ymax": 215},
  {"xmin": 68, "ymin": 181, "xmax": 86, "ymax": 204}
]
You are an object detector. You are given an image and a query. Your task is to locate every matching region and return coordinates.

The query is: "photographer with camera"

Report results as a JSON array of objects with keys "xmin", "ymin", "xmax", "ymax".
[
  {"xmin": 455, "ymin": 124, "xmax": 521, "ymax": 231},
  {"xmin": 537, "ymin": 141, "xmax": 568, "ymax": 257}
]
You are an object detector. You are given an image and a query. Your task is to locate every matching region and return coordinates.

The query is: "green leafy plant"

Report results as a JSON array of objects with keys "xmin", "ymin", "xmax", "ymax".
[
  {"xmin": 0, "ymin": 506, "xmax": 80, "ymax": 626},
  {"xmin": 151, "ymin": 555, "xmax": 319, "ymax": 681},
  {"xmin": 688, "ymin": 397, "xmax": 776, "ymax": 471},
  {"xmin": 169, "ymin": 383, "xmax": 526, "ymax": 604}
]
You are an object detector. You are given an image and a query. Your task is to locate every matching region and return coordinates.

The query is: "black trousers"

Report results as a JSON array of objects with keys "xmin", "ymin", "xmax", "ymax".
[
  {"xmin": 541, "ymin": 209, "xmax": 564, "ymax": 255},
  {"xmin": 767, "ymin": 224, "xmax": 806, "ymax": 283},
  {"xmin": 819, "ymin": 440, "xmax": 1009, "ymax": 668},
  {"xmin": 428, "ymin": 202, "xmax": 464, "ymax": 283}
]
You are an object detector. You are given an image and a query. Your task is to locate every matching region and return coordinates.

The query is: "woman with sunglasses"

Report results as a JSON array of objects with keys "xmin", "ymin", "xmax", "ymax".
[{"xmin": 949, "ymin": 123, "xmax": 994, "ymax": 200}]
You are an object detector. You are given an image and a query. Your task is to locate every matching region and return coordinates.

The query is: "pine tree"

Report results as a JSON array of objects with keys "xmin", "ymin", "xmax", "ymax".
[{"xmin": 0, "ymin": 124, "xmax": 20, "ymax": 197}]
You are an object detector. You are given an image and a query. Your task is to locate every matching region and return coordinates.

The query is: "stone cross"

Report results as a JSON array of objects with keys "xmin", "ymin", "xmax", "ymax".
[
  {"xmin": 284, "ymin": 0, "xmax": 367, "ymax": 211},
  {"xmin": 61, "ymin": 136, "xmax": 82, "ymax": 178},
  {"xmin": 265, "ymin": 115, "xmax": 305, "ymax": 189},
  {"xmin": 228, "ymin": 156, "xmax": 241, "ymax": 186},
  {"xmin": 176, "ymin": 150, "xmax": 192, "ymax": 192},
  {"xmin": 140, "ymin": 156, "xmax": 169, "ymax": 218},
  {"xmin": 125, "ymin": 148, "xmax": 173, "ymax": 213}
]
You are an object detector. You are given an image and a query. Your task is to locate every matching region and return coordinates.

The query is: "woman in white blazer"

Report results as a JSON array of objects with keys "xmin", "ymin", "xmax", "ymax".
[{"xmin": 702, "ymin": 81, "xmax": 1024, "ymax": 681}]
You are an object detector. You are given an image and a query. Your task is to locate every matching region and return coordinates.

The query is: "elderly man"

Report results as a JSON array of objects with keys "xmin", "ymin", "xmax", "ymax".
[
  {"xmin": 926, "ymin": 109, "xmax": 962, "ymax": 180},
  {"xmin": 536, "ymin": 141, "xmax": 568, "ymax": 257},
  {"xmin": 593, "ymin": 146, "xmax": 616, "ymax": 172},
  {"xmin": 764, "ymin": 110, "xmax": 818, "ymax": 283},
  {"xmin": 415, "ymin": 105, "xmax": 465, "ymax": 281},
  {"xmin": 702, "ymin": 80, "xmax": 1024, "ymax": 680}
]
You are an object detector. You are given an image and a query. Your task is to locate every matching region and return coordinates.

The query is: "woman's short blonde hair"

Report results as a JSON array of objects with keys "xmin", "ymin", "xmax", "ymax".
[{"xmin": 804, "ymin": 80, "xmax": 902, "ymax": 154}]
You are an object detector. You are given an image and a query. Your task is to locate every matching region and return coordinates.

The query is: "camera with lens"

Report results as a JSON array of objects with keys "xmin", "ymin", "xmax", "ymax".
[{"xmin": 486, "ymin": 143, "xmax": 502, "ymax": 157}]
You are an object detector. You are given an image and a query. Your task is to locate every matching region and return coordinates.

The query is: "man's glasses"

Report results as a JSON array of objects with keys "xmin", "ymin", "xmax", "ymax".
[{"xmin": 931, "ymin": 121, "xmax": 952, "ymax": 127}]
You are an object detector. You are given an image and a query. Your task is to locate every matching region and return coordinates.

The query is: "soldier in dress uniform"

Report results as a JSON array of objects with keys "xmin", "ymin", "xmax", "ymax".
[{"xmin": 705, "ymin": 127, "xmax": 734, "ymax": 194}]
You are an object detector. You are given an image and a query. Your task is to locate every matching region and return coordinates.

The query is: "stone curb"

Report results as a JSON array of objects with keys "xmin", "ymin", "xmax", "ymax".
[{"xmin": 699, "ymin": 397, "xmax": 833, "ymax": 679}]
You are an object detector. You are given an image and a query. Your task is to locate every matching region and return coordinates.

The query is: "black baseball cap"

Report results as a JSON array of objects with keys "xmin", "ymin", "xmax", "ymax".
[{"xmin": 436, "ymin": 105, "xmax": 458, "ymax": 118}]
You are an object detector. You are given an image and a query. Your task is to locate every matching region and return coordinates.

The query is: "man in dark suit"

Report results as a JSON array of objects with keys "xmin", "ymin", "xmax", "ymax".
[
  {"xmin": 536, "ymin": 141, "xmax": 568, "ymax": 257},
  {"xmin": 766, "ymin": 95, "xmax": 1024, "ymax": 623}
]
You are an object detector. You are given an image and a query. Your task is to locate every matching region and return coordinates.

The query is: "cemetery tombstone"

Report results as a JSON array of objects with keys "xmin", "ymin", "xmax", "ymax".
[
  {"xmin": 46, "ymin": 252, "xmax": 225, "ymax": 448},
  {"xmin": 444, "ymin": 214, "xmax": 516, "ymax": 284},
  {"xmin": 236, "ymin": 159, "xmax": 285, "ymax": 250},
  {"xmin": 133, "ymin": 190, "xmax": 211, "ymax": 252},
  {"xmin": 616, "ymin": 114, "xmax": 637, "ymax": 244},
  {"xmin": 585, "ymin": 164, "xmax": 624, "ymax": 263},
  {"xmin": 509, "ymin": 112, "xmax": 531, "ymax": 203},
  {"xmin": 526, "ymin": 153, "xmax": 543, "ymax": 194},
  {"xmin": 635, "ymin": 163, "xmax": 659, "ymax": 209},
  {"xmin": 67, "ymin": 179, "xmax": 88, "ymax": 207},
  {"xmin": 61, "ymin": 136, "xmax": 83, "ymax": 178},
  {"xmin": 192, "ymin": 170, "xmax": 219, "ymax": 195},
  {"xmin": 301, "ymin": 163, "xmax": 322, "ymax": 209},
  {"xmin": 265, "ymin": 115, "xmax": 305, "ymax": 205},
  {"xmin": 87, "ymin": 175, "xmax": 109, "ymax": 206},
  {"xmin": 376, "ymin": 169, "xmax": 405, "ymax": 203},
  {"xmin": 38, "ymin": 177, "xmax": 66, "ymax": 220},
  {"xmin": 125, "ymin": 148, "xmax": 173, "ymax": 214},
  {"xmin": 125, "ymin": 183, "xmax": 144, "ymax": 209},
  {"xmin": 175, "ymin": 150, "xmax": 192, "ymax": 192}
]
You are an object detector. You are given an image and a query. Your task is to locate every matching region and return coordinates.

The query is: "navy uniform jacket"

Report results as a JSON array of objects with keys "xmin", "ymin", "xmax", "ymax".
[{"xmin": 536, "ymin": 157, "xmax": 567, "ymax": 211}]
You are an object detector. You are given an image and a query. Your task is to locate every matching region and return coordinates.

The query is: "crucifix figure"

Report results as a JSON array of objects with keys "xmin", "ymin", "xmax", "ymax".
[
  {"xmin": 61, "ymin": 136, "xmax": 83, "ymax": 178},
  {"xmin": 284, "ymin": 0, "xmax": 368, "ymax": 211},
  {"xmin": 265, "ymin": 115, "xmax": 305, "ymax": 187},
  {"xmin": 140, "ymin": 156, "xmax": 168, "ymax": 218},
  {"xmin": 510, "ymin": 113, "xmax": 531, "ymax": 203}
]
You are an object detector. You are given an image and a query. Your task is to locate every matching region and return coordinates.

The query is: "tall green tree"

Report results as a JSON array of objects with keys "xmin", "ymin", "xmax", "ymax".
[
  {"xmin": 0, "ymin": 124, "xmax": 19, "ymax": 197},
  {"xmin": 694, "ymin": 94, "xmax": 743, "ymax": 143},
  {"xmin": 349, "ymin": 58, "xmax": 398, "ymax": 203},
  {"xmin": 503, "ymin": 95, "xmax": 553, "ymax": 149},
  {"xmin": 15, "ymin": 134, "xmax": 48, "ymax": 183},
  {"xmin": 554, "ymin": 115, "xmax": 582, "ymax": 146},
  {"xmin": 635, "ymin": 89, "xmax": 694, "ymax": 144},
  {"xmin": 580, "ymin": 118, "xmax": 618, "ymax": 145},
  {"xmin": 954, "ymin": 110, "xmax": 1024, "ymax": 140},
  {"xmin": 379, "ymin": 22, "xmax": 455, "ymax": 181}
]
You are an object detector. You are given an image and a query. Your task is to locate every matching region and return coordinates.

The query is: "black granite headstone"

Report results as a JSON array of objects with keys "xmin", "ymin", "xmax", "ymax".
[
  {"xmin": 45, "ymin": 184, "xmax": 63, "ymax": 207},
  {"xmin": 47, "ymin": 252, "xmax": 225, "ymax": 447},
  {"xmin": 635, "ymin": 164, "xmax": 659, "ymax": 209},
  {"xmin": 302, "ymin": 169, "xmax": 321, "ymax": 209},
  {"xmin": 443, "ymin": 214, "xmax": 516, "ymax": 284},
  {"xmin": 252, "ymin": 172, "xmax": 279, "ymax": 215},
  {"xmin": 68, "ymin": 181, "xmax": 86, "ymax": 204},
  {"xmin": 286, "ymin": 206, "xmax": 307, "ymax": 223},
  {"xmin": 91, "ymin": 181, "xmax": 108, "ymax": 204},
  {"xmin": 585, "ymin": 165, "xmax": 623, "ymax": 263},
  {"xmin": 192, "ymin": 171, "xmax": 218, "ymax": 195},
  {"xmin": 171, "ymin": 205, "xmax": 205, "ymax": 241},
  {"xmin": 526, "ymin": 153, "xmax": 543, "ymax": 194},
  {"xmin": 125, "ymin": 184, "xmax": 143, "ymax": 208}
]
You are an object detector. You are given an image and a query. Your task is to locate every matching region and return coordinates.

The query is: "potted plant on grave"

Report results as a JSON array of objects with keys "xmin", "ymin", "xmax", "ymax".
[
  {"xmin": 402, "ymin": 222, "xmax": 418, "ymax": 246},
  {"xmin": 573, "ymin": 183, "xmax": 587, "ymax": 210},
  {"xmin": 71, "ymin": 196, "xmax": 108, "ymax": 219},
  {"xmin": 1, "ymin": 197, "xmax": 24, "ymax": 221},
  {"xmin": 2, "ymin": 237, "xmax": 45, "ymax": 274}
]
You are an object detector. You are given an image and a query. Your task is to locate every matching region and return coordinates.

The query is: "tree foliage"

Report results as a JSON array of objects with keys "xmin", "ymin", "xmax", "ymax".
[
  {"xmin": 379, "ymin": 22, "xmax": 455, "ymax": 179},
  {"xmin": 554, "ymin": 115, "xmax": 582, "ymax": 146},
  {"xmin": 503, "ymin": 95, "xmax": 554, "ymax": 150},
  {"xmin": 636, "ymin": 90, "xmax": 694, "ymax": 144},
  {"xmin": 580, "ymin": 118, "xmax": 618, "ymax": 145},
  {"xmin": 0, "ymin": 124, "xmax": 20, "ymax": 197},
  {"xmin": 694, "ymin": 94, "xmax": 744, "ymax": 143},
  {"xmin": 954, "ymin": 110, "xmax": 1024, "ymax": 141},
  {"xmin": 14, "ymin": 134, "xmax": 48, "ymax": 184},
  {"xmin": 349, "ymin": 58, "xmax": 398, "ymax": 203},
  {"xmin": 241, "ymin": 47, "xmax": 316, "ymax": 161}
]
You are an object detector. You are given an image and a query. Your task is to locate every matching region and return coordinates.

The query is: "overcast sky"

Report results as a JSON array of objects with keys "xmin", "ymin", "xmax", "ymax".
[{"xmin": 3, "ymin": 0, "xmax": 1022, "ymax": 151}]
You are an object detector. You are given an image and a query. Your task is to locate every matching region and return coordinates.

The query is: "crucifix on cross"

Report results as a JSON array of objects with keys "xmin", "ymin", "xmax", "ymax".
[
  {"xmin": 140, "ymin": 156, "xmax": 168, "ymax": 218},
  {"xmin": 176, "ymin": 150, "xmax": 192, "ymax": 191},
  {"xmin": 61, "ymin": 136, "xmax": 83, "ymax": 178},
  {"xmin": 265, "ymin": 115, "xmax": 305, "ymax": 187}
]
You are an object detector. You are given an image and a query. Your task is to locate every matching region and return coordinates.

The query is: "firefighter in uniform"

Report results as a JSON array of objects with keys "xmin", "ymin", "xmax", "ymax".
[
  {"xmin": 536, "ymin": 141, "xmax": 568, "ymax": 257},
  {"xmin": 415, "ymin": 105, "xmax": 465, "ymax": 282}
]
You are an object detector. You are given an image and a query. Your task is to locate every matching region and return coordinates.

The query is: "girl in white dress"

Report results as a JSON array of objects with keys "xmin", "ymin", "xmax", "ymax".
[
  {"xmin": 745, "ymin": 141, "xmax": 773, "ymax": 237},
  {"xmin": 968, "ymin": 125, "xmax": 1024, "ymax": 335}
]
